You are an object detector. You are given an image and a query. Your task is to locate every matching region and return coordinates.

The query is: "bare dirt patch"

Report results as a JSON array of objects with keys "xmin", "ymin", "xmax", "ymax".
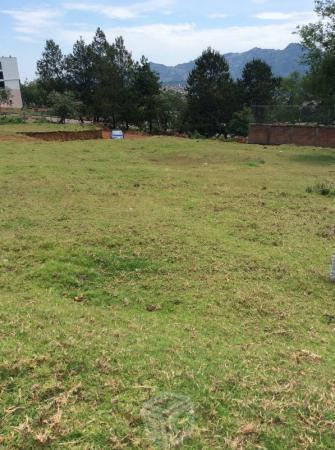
[
  {"xmin": 125, "ymin": 131, "xmax": 152, "ymax": 140},
  {"xmin": 21, "ymin": 130, "xmax": 102, "ymax": 141},
  {"xmin": 0, "ymin": 134, "xmax": 36, "ymax": 142},
  {"xmin": 101, "ymin": 130, "xmax": 152, "ymax": 140},
  {"xmin": 1, "ymin": 128, "xmax": 158, "ymax": 143}
]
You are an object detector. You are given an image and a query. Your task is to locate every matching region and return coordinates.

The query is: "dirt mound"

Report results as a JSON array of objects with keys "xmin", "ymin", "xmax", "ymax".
[{"xmin": 21, "ymin": 130, "xmax": 103, "ymax": 141}]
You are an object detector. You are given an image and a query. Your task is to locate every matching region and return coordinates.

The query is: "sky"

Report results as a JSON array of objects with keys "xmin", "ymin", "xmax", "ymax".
[{"xmin": 0, "ymin": 0, "xmax": 317, "ymax": 80}]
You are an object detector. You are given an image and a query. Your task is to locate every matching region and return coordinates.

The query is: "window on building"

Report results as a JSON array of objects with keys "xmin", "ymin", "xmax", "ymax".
[
  {"xmin": 0, "ymin": 72, "xmax": 3, "ymax": 80},
  {"xmin": 0, "ymin": 81, "xmax": 5, "ymax": 88},
  {"xmin": 0, "ymin": 62, "xmax": 2, "ymax": 70}
]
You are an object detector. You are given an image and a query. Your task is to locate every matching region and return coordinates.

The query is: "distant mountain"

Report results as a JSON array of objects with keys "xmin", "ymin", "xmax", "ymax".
[{"xmin": 150, "ymin": 43, "xmax": 308, "ymax": 86}]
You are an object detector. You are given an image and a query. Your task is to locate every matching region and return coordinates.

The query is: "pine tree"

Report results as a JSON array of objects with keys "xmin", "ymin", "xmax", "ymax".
[
  {"xmin": 186, "ymin": 48, "xmax": 235, "ymax": 136},
  {"xmin": 36, "ymin": 40, "xmax": 65, "ymax": 93},
  {"xmin": 133, "ymin": 57, "xmax": 161, "ymax": 133},
  {"xmin": 240, "ymin": 59, "xmax": 279, "ymax": 115}
]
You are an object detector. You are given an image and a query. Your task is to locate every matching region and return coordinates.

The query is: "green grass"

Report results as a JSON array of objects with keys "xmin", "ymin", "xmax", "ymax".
[{"xmin": 0, "ymin": 132, "xmax": 335, "ymax": 449}]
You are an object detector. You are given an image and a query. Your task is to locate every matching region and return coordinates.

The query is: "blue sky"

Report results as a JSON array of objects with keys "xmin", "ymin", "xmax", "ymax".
[{"xmin": 0, "ymin": 0, "xmax": 316, "ymax": 80}]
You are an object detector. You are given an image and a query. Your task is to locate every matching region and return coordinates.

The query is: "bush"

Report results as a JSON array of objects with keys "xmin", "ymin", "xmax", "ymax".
[
  {"xmin": 48, "ymin": 91, "xmax": 82, "ymax": 123},
  {"xmin": 228, "ymin": 107, "xmax": 255, "ymax": 137},
  {"xmin": 188, "ymin": 130, "xmax": 205, "ymax": 139},
  {"xmin": 0, "ymin": 115, "xmax": 25, "ymax": 124}
]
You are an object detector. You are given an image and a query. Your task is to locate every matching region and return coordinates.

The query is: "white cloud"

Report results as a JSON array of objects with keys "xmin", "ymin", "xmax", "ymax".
[
  {"xmin": 59, "ymin": 21, "xmax": 309, "ymax": 65},
  {"xmin": 254, "ymin": 11, "xmax": 316, "ymax": 22},
  {"xmin": 2, "ymin": 8, "xmax": 61, "ymax": 41},
  {"xmin": 63, "ymin": 0, "xmax": 174, "ymax": 20},
  {"xmin": 2, "ymin": 2, "xmax": 316, "ymax": 77}
]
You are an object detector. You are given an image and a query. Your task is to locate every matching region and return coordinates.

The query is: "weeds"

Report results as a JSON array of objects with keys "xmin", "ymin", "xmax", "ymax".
[
  {"xmin": 0, "ymin": 115, "xmax": 25, "ymax": 124},
  {"xmin": 306, "ymin": 181, "xmax": 335, "ymax": 196}
]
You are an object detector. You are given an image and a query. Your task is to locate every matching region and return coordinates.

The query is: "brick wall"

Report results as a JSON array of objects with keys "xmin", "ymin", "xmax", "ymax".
[{"xmin": 249, "ymin": 124, "xmax": 335, "ymax": 148}]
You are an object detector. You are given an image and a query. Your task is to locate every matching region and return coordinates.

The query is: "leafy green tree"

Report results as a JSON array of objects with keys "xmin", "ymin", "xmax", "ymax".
[
  {"xmin": 48, "ymin": 91, "xmax": 82, "ymax": 123},
  {"xmin": 36, "ymin": 40, "xmax": 65, "ymax": 93},
  {"xmin": 305, "ymin": 53, "xmax": 335, "ymax": 106},
  {"xmin": 298, "ymin": 1, "xmax": 335, "ymax": 108},
  {"xmin": 155, "ymin": 90, "xmax": 187, "ymax": 133},
  {"xmin": 299, "ymin": 1, "xmax": 335, "ymax": 63},
  {"xmin": 270, "ymin": 73, "xmax": 310, "ymax": 123},
  {"xmin": 277, "ymin": 72, "xmax": 307, "ymax": 106},
  {"xmin": 228, "ymin": 107, "xmax": 255, "ymax": 137},
  {"xmin": 21, "ymin": 80, "xmax": 46, "ymax": 107},
  {"xmin": 186, "ymin": 48, "xmax": 235, "ymax": 136},
  {"xmin": 0, "ymin": 88, "xmax": 12, "ymax": 107}
]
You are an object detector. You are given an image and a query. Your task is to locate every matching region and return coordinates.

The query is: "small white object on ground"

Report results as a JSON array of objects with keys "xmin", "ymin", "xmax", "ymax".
[
  {"xmin": 331, "ymin": 253, "xmax": 335, "ymax": 282},
  {"xmin": 111, "ymin": 130, "xmax": 124, "ymax": 140}
]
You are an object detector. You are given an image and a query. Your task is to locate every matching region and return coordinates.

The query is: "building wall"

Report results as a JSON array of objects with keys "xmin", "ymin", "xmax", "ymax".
[
  {"xmin": 249, "ymin": 124, "xmax": 335, "ymax": 148},
  {"xmin": 0, "ymin": 57, "xmax": 23, "ymax": 108}
]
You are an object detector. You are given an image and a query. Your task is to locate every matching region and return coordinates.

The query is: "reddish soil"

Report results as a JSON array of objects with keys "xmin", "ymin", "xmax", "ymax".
[
  {"xmin": 102, "ymin": 130, "xmax": 151, "ymax": 140},
  {"xmin": 1, "ymin": 129, "xmax": 173, "ymax": 143},
  {"xmin": 124, "ymin": 131, "xmax": 152, "ymax": 140},
  {"xmin": 21, "ymin": 130, "xmax": 102, "ymax": 141},
  {"xmin": 0, "ymin": 134, "xmax": 36, "ymax": 142}
]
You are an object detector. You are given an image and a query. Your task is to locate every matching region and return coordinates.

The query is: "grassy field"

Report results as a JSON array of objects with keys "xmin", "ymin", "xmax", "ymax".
[{"xmin": 0, "ymin": 126, "xmax": 335, "ymax": 449}]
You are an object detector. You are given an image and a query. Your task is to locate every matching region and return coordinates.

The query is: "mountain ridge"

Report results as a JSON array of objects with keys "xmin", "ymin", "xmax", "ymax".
[{"xmin": 150, "ymin": 43, "xmax": 308, "ymax": 86}]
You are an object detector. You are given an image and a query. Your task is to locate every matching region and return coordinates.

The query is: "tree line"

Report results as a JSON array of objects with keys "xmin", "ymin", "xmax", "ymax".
[
  {"xmin": 20, "ymin": 0, "xmax": 335, "ymax": 136},
  {"xmin": 21, "ymin": 27, "xmax": 280, "ymax": 136}
]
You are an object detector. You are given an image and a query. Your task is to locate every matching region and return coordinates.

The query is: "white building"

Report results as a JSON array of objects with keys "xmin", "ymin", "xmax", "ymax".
[{"xmin": 0, "ymin": 56, "xmax": 23, "ymax": 108}]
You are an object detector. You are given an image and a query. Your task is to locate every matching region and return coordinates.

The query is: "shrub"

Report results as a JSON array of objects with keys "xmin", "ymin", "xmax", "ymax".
[
  {"xmin": 48, "ymin": 91, "xmax": 82, "ymax": 124},
  {"xmin": 0, "ymin": 115, "xmax": 25, "ymax": 124},
  {"xmin": 228, "ymin": 107, "xmax": 255, "ymax": 137},
  {"xmin": 188, "ymin": 130, "xmax": 205, "ymax": 139}
]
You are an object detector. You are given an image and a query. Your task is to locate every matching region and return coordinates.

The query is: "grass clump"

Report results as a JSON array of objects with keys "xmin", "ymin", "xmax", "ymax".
[
  {"xmin": 242, "ymin": 157, "xmax": 266, "ymax": 167},
  {"xmin": 29, "ymin": 246, "xmax": 158, "ymax": 305},
  {"xmin": 306, "ymin": 181, "xmax": 335, "ymax": 196}
]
